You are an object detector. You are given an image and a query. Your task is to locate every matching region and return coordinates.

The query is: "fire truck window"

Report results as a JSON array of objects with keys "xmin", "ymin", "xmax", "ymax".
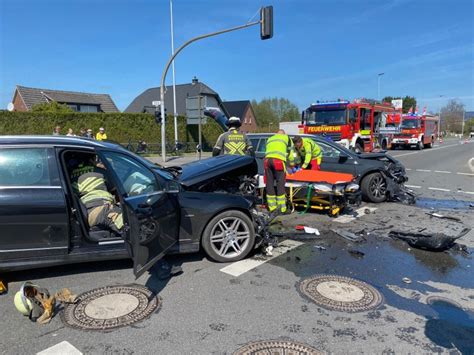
[{"xmin": 349, "ymin": 109, "xmax": 357, "ymax": 122}]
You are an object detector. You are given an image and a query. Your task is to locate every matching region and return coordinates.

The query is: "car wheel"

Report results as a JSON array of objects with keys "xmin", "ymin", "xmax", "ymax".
[
  {"xmin": 361, "ymin": 172, "xmax": 387, "ymax": 203},
  {"xmin": 202, "ymin": 210, "xmax": 255, "ymax": 263}
]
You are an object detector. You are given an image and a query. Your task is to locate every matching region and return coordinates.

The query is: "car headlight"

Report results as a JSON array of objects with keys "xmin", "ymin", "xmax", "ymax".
[{"xmin": 345, "ymin": 183, "xmax": 359, "ymax": 192}]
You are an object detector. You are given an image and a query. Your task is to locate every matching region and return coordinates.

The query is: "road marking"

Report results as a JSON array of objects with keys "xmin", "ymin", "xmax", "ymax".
[
  {"xmin": 405, "ymin": 185, "xmax": 421, "ymax": 189},
  {"xmin": 405, "ymin": 168, "xmax": 412, "ymax": 171},
  {"xmin": 416, "ymin": 169, "xmax": 431, "ymax": 172},
  {"xmin": 428, "ymin": 187, "xmax": 451, "ymax": 192},
  {"xmin": 37, "ymin": 341, "xmax": 82, "ymax": 355},
  {"xmin": 457, "ymin": 172, "xmax": 474, "ymax": 176},
  {"xmin": 391, "ymin": 143, "xmax": 458, "ymax": 157},
  {"xmin": 220, "ymin": 239, "xmax": 303, "ymax": 277},
  {"xmin": 434, "ymin": 170, "xmax": 451, "ymax": 174},
  {"xmin": 333, "ymin": 207, "xmax": 377, "ymax": 224},
  {"xmin": 457, "ymin": 190, "xmax": 474, "ymax": 195}
]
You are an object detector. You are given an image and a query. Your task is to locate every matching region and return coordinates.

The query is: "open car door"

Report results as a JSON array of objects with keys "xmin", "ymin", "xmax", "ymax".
[{"xmin": 100, "ymin": 151, "xmax": 180, "ymax": 278}]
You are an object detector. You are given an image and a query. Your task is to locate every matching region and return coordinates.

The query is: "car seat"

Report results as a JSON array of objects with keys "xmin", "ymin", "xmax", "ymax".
[{"xmin": 76, "ymin": 197, "xmax": 119, "ymax": 242}]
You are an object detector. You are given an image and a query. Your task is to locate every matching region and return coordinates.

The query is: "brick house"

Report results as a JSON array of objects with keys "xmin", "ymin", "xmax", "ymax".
[
  {"xmin": 11, "ymin": 85, "xmax": 119, "ymax": 112},
  {"xmin": 222, "ymin": 100, "xmax": 258, "ymax": 133}
]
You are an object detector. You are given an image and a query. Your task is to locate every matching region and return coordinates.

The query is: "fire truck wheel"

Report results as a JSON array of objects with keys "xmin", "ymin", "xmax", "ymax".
[
  {"xmin": 354, "ymin": 143, "xmax": 363, "ymax": 153},
  {"xmin": 361, "ymin": 172, "xmax": 387, "ymax": 203},
  {"xmin": 425, "ymin": 137, "xmax": 433, "ymax": 148},
  {"xmin": 417, "ymin": 140, "xmax": 424, "ymax": 150}
]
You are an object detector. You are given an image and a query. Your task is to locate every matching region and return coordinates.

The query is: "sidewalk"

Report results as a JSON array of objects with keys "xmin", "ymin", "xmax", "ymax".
[{"xmin": 146, "ymin": 152, "xmax": 212, "ymax": 167}]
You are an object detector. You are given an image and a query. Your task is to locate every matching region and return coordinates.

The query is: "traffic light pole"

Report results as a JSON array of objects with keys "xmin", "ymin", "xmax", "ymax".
[{"xmin": 160, "ymin": 20, "xmax": 261, "ymax": 163}]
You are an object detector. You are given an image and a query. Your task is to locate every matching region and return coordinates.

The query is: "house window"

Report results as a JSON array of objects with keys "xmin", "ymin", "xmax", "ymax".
[
  {"xmin": 248, "ymin": 115, "xmax": 252, "ymax": 124},
  {"xmin": 67, "ymin": 104, "xmax": 79, "ymax": 111},
  {"xmin": 79, "ymin": 105, "xmax": 99, "ymax": 112}
]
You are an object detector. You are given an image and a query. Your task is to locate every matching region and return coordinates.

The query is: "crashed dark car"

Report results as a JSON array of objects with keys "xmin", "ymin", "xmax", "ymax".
[
  {"xmin": 0, "ymin": 136, "xmax": 258, "ymax": 277},
  {"xmin": 248, "ymin": 133, "xmax": 409, "ymax": 203}
]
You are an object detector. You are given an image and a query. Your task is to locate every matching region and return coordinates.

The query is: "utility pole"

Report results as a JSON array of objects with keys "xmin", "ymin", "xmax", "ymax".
[
  {"xmin": 461, "ymin": 109, "xmax": 465, "ymax": 138},
  {"xmin": 159, "ymin": 6, "xmax": 273, "ymax": 162},
  {"xmin": 377, "ymin": 73, "xmax": 384, "ymax": 101},
  {"xmin": 170, "ymin": 0, "xmax": 178, "ymax": 150},
  {"xmin": 437, "ymin": 95, "xmax": 444, "ymax": 139}
]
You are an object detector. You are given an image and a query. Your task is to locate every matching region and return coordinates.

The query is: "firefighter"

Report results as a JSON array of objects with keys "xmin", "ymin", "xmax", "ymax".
[
  {"xmin": 292, "ymin": 136, "xmax": 322, "ymax": 170},
  {"xmin": 212, "ymin": 116, "xmax": 253, "ymax": 156},
  {"xmin": 264, "ymin": 129, "xmax": 294, "ymax": 214},
  {"xmin": 77, "ymin": 171, "xmax": 123, "ymax": 234}
]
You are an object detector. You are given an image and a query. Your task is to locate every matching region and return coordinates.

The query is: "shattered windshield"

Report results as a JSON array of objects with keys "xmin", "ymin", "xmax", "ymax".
[
  {"xmin": 401, "ymin": 120, "xmax": 421, "ymax": 129},
  {"xmin": 306, "ymin": 109, "xmax": 347, "ymax": 125}
]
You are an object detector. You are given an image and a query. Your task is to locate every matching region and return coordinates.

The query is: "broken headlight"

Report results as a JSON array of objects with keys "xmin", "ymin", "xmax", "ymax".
[{"xmin": 345, "ymin": 183, "xmax": 360, "ymax": 192}]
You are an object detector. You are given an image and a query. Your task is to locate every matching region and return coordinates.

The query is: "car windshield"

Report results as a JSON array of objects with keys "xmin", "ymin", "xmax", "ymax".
[
  {"xmin": 306, "ymin": 109, "xmax": 347, "ymax": 125},
  {"xmin": 401, "ymin": 120, "xmax": 421, "ymax": 129}
]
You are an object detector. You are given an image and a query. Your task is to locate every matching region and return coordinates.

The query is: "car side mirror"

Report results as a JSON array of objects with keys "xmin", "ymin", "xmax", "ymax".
[
  {"xmin": 166, "ymin": 180, "xmax": 180, "ymax": 193},
  {"xmin": 339, "ymin": 153, "xmax": 349, "ymax": 162}
]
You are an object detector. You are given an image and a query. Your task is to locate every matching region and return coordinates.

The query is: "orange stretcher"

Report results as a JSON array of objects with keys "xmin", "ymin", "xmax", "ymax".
[{"xmin": 285, "ymin": 170, "xmax": 360, "ymax": 216}]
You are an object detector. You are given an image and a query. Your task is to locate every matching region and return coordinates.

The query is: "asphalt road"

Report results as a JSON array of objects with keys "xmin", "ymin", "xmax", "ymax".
[{"xmin": 1, "ymin": 138, "xmax": 473, "ymax": 354}]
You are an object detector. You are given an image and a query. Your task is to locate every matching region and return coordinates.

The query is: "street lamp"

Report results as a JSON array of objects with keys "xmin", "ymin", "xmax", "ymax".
[
  {"xmin": 377, "ymin": 73, "xmax": 384, "ymax": 101},
  {"xmin": 169, "ymin": 0, "xmax": 178, "ymax": 150},
  {"xmin": 159, "ymin": 6, "xmax": 274, "ymax": 162}
]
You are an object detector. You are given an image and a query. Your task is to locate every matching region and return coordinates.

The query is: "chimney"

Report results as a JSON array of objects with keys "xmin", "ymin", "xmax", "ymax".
[{"xmin": 192, "ymin": 76, "xmax": 198, "ymax": 85}]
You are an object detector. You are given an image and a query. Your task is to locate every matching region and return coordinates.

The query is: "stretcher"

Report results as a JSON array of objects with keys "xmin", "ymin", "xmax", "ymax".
[{"xmin": 285, "ymin": 170, "xmax": 361, "ymax": 216}]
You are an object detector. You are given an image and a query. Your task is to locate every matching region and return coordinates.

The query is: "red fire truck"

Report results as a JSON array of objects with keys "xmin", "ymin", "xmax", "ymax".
[
  {"xmin": 300, "ymin": 99, "xmax": 398, "ymax": 152},
  {"xmin": 391, "ymin": 114, "xmax": 439, "ymax": 150}
]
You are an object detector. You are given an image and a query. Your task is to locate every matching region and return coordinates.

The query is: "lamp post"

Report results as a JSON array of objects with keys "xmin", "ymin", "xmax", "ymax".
[
  {"xmin": 438, "ymin": 95, "xmax": 444, "ymax": 139},
  {"xmin": 170, "ymin": 0, "xmax": 178, "ymax": 150},
  {"xmin": 159, "ymin": 6, "xmax": 273, "ymax": 162},
  {"xmin": 377, "ymin": 72, "xmax": 384, "ymax": 101}
]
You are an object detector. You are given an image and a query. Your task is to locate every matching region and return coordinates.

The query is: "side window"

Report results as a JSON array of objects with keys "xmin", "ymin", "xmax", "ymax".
[
  {"xmin": 257, "ymin": 139, "xmax": 267, "ymax": 153},
  {"xmin": 0, "ymin": 148, "xmax": 51, "ymax": 186},
  {"xmin": 249, "ymin": 138, "xmax": 260, "ymax": 150},
  {"xmin": 101, "ymin": 151, "xmax": 161, "ymax": 197},
  {"xmin": 314, "ymin": 140, "xmax": 341, "ymax": 158}
]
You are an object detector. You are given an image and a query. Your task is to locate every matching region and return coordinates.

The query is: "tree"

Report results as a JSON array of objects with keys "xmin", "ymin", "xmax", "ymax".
[
  {"xmin": 382, "ymin": 95, "xmax": 417, "ymax": 113},
  {"xmin": 440, "ymin": 99, "xmax": 465, "ymax": 134},
  {"xmin": 252, "ymin": 97, "xmax": 300, "ymax": 131},
  {"xmin": 31, "ymin": 101, "xmax": 74, "ymax": 113}
]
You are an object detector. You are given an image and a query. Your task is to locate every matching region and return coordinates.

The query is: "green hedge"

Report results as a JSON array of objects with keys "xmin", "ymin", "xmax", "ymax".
[{"xmin": 0, "ymin": 111, "xmax": 224, "ymax": 150}]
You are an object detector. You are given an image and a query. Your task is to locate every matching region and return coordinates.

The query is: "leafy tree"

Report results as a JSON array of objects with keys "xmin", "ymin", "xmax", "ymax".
[
  {"xmin": 440, "ymin": 99, "xmax": 465, "ymax": 134},
  {"xmin": 382, "ymin": 96, "xmax": 417, "ymax": 113},
  {"xmin": 31, "ymin": 101, "xmax": 74, "ymax": 113},
  {"xmin": 252, "ymin": 97, "xmax": 300, "ymax": 131}
]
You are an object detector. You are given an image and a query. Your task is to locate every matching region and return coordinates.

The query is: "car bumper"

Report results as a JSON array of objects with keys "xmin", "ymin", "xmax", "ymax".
[{"xmin": 393, "ymin": 138, "xmax": 418, "ymax": 144}]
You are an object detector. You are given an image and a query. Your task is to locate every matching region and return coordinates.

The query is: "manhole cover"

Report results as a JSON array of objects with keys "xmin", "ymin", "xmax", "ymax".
[
  {"xmin": 299, "ymin": 274, "xmax": 382, "ymax": 313},
  {"xmin": 61, "ymin": 284, "xmax": 160, "ymax": 331},
  {"xmin": 234, "ymin": 340, "xmax": 323, "ymax": 355}
]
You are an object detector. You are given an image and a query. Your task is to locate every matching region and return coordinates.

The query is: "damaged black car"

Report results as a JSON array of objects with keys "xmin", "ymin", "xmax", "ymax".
[
  {"xmin": 248, "ymin": 133, "xmax": 412, "ymax": 203},
  {"xmin": 0, "ymin": 136, "xmax": 259, "ymax": 278}
]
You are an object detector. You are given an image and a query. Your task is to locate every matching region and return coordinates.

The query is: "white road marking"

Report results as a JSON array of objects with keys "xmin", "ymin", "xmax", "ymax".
[
  {"xmin": 457, "ymin": 190, "xmax": 474, "ymax": 195},
  {"xmin": 434, "ymin": 170, "xmax": 451, "ymax": 174},
  {"xmin": 219, "ymin": 239, "xmax": 303, "ymax": 277},
  {"xmin": 391, "ymin": 143, "xmax": 458, "ymax": 157},
  {"xmin": 428, "ymin": 187, "xmax": 451, "ymax": 192},
  {"xmin": 405, "ymin": 168, "xmax": 412, "ymax": 171},
  {"xmin": 405, "ymin": 185, "xmax": 421, "ymax": 189},
  {"xmin": 416, "ymin": 169, "xmax": 431, "ymax": 172},
  {"xmin": 333, "ymin": 207, "xmax": 377, "ymax": 224},
  {"xmin": 457, "ymin": 172, "xmax": 474, "ymax": 176},
  {"xmin": 37, "ymin": 341, "xmax": 82, "ymax": 355}
]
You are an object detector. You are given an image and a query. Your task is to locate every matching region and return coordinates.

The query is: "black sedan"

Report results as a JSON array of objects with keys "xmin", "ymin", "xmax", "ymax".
[
  {"xmin": 248, "ymin": 133, "xmax": 408, "ymax": 203},
  {"xmin": 0, "ymin": 136, "xmax": 258, "ymax": 277}
]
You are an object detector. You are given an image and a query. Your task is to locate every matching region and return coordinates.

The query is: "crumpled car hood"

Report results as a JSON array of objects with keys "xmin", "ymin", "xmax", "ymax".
[{"xmin": 178, "ymin": 155, "xmax": 258, "ymax": 187}]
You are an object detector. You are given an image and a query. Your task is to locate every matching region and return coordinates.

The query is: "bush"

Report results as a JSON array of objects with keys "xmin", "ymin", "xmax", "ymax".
[{"xmin": 0, "ymin": 111, "xmax": 224, "ymax": 150}]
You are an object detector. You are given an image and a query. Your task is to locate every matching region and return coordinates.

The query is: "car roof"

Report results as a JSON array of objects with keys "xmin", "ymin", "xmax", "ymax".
[{"xmin": 0, "ymin": 135, "xmax": 121, "ymax": 149}]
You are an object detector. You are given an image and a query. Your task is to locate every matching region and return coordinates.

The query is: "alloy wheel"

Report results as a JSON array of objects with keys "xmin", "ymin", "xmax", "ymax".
[
  {"xmin": 209, "ymin": 217, "xmax": 251, "ymax": 259},
  {"xmin": 369, "ymin": 174, "xmax": 386, "ymax": 199}
]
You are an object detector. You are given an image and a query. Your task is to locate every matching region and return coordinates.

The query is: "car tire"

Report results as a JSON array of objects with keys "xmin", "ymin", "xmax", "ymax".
[
  {"xmin": 361, "ymin": 172, "xmax": 387, "ymax": 203},
  {"xmin": 417, "ymin": 140, "xmax": 424, "ymax": 150},
  {"xmin": 201, "ymin": 210, "xmax": 255, "ymax": 263}
]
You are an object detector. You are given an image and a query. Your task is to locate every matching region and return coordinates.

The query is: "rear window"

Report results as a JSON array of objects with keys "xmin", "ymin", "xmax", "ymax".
[{"xmin": 0, "ymin": 148, "xmax": 52, "ymax": 186}]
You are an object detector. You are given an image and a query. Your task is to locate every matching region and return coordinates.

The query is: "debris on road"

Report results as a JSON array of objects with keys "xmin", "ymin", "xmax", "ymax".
[
  {"xmin": 331, "ymin": 229, "xmax": 364, "ymax": 243},
  {"xmin": 426, "ymin": 212, "xmax": 462, "ymax": 222},
  {"xmin": 389, "ymin": 227, "xmax": 471, "ymax": 251},
  {"xmin": 314, "ymin": 245, "xmax": 327, "ymax": 251},
  {"xmin": 348, "ymin": 249, "xmax": 365, "ymax": 258},
  {"xmin": 0, "ymin": 280, "xmax": 6, "ymax": 294},
  {"xmin": 303, "ymin": 226, "xmax": 320, "ymax": 235},
  {"xmin": 402, "ymin": 277, "xmax": 412, "ymax": 284}
]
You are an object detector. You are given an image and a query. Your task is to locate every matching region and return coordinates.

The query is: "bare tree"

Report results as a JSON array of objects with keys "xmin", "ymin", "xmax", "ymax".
[{"xmin": 440, "ymin": 99, "xmax": 465, "ymax": 134}]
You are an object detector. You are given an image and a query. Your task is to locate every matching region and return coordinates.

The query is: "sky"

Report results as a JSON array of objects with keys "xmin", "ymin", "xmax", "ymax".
[{"xmin": 1, "ymin": 0, "xmax": 473, "ymax": 113}]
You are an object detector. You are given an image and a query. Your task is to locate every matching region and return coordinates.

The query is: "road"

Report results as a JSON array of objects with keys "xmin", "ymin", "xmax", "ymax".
[{"xmin": 1, "ymin": 139, "xmax": 473, "ymax": 354}]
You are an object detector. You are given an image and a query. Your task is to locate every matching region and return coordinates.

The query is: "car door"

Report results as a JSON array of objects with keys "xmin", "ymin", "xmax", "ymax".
[
  {"xmin": 100, "ymin": 150, "xmax": 180, "ymax": 278},
  {"xmin": 313, "ymin": 139, "xmax": 356, "ymax": 175},
  {"xmin": 0, "ymin": 147, "xmax": 69, "ymax": 260}
]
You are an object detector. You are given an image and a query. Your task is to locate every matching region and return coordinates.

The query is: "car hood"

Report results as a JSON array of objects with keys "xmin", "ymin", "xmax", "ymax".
[
  {"xmin": 177, "ymin": 155, "xmax": 258, "ymax": 187},
  {"xmin": 358, "ymin": 152, "xmax": 400, "ymax": 164}
]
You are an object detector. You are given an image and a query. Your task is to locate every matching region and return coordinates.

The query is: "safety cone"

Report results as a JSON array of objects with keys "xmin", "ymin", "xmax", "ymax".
[
  {"xmin": 464, "ymin": 138, "xmax": 468, "ymax": 144},
  {"xmin": 439, "ymin": 137, "xmax": 443, "ymax": 144}
]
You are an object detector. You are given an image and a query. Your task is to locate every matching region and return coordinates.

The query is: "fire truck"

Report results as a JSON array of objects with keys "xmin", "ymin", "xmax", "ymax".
[
  {"xmin": 300, "ymin": 99, "xmax": 398, "ymax": 152},
  {"xmin": 391, "ymin": 113, "xmax": 439, "ymax": 150}
]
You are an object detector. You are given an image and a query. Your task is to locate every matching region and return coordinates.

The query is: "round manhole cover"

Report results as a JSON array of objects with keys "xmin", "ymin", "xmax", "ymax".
[
  {"xmin": 61, "ymin": 284, "xmax": 160, "ymax": 331},
  {"xmin": 299, "ymin": 274, "xmax": 382, "ymax": 313},
  {"xmin": 234, "ymin": 340, "xmax": 323, "ymax": 355}
]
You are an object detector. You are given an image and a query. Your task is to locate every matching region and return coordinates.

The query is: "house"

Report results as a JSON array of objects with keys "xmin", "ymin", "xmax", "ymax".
[
  {"xmin": 124, "ymin": 77, "xmax": 229, "ymax": 117},
  {"xmin": 222, "ymin": 100, "xmax": 258, "ymax": 133},
  {"xmin": 11, "ymin": 85, "xmax": 119, "ymax": 112}
]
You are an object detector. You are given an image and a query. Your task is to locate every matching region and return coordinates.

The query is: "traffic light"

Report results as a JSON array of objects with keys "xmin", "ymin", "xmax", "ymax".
[
  {"xmin": 155, "ymin": 108, "xmax": 167, "ymax": 124},
  {"xmin": 260, "ymin": 6, "xmax": 273, "ymax": 40}
]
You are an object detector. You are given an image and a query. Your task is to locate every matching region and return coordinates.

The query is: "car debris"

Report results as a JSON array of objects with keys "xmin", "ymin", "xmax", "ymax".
[
  {"xmin": 314, "ymin": 245, "xmax": 327, "ymax": 251},
  {"xmin": 383, "ymin": 168, "xmax": 417, "ymax": 204},
  {"xmin": 402, "ymin": 277, "xmax": 412, "ymax": 284},
  {"xmin": 425, "ymin": 212, "xmax": 462, "ymax": 222},
  {"xmin": 388, "ymin": 228, "xmax": 471, "ymax": 251},
  {"xmin": 348, "ymin": 249, "xmax": 365, "ymax": 258},
  {"xmin": 303, "ymin": 226, "xmax": 320, "ymax": 235},
  {"xmin": 331, "ymin": 229, "xmax": 365, "ymax": 243}
]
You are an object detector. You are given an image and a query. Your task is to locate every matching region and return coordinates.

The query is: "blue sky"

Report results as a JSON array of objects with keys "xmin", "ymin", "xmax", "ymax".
[{"xmin": 1, "ymin": 0, "xmax": 473, "ymax": 112}]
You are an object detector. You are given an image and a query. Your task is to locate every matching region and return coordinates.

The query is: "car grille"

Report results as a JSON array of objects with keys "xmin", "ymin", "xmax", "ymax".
[{"xmin": 316, "ymin": 132, "xmax": 342, "ymax": 141}]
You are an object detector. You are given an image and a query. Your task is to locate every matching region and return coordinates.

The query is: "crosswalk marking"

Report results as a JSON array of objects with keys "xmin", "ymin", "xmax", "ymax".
[{"xmin": 37, "ymin": 341, "xmax": 82, "ymax": 355}]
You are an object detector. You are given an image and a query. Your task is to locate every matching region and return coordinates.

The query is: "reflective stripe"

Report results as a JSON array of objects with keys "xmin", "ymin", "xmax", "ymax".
[
  {"xmin": 265, "ymin": 150, "xmax": 286, "ymax": 159},
  {"xmin": 81, "ymin": 190, "xmax": 114, "ymax": 205}
]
